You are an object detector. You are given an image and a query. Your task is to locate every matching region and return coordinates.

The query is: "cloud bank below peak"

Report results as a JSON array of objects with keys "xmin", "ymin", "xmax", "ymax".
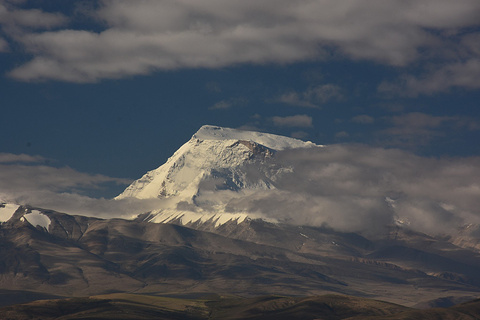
[
  {"xmin": 1, "ymin": 144, "xmax": 480, "ymax": 237},
  {"xmin": 206, "ymin": 144, "xmax": 480, "ymax": 236},
  {"xmin": 3, "ymin": 0, "xmax": 480, "ymax": 85}
]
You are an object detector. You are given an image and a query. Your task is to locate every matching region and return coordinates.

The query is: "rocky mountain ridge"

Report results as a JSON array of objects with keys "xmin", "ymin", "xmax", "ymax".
[
  {"xmin": 1, "ymin": 202, "xmax": 480, "ymax": 308},
  {"xmin": 1, "ymin": 126, "xmax": 480, "ymax": 309}
]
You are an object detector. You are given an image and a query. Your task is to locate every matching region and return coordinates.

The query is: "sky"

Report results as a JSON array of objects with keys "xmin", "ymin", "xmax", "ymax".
[{"xmin": 1, "ymin": 0, "xmax": 480, "ymax": 232}]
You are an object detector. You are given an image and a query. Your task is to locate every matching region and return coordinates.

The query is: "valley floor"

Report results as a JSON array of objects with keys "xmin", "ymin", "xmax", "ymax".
[{"xmin": 1, "ymin": 293, "xmax": 480, "ymax": 320}]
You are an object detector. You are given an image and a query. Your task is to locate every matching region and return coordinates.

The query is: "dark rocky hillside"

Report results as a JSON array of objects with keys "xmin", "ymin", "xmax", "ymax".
[{"xmin": 1, "ymin": 205, "xmax": 480, "ymax": 308}]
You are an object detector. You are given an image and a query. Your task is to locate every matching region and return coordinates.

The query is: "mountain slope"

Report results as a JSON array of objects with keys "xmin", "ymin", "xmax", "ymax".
[
  {"xmin": 1, "ymin": 204, "xmax": 480, "ymax": 307},
  {"xmin": 117, "ymin": 125, "xmax": 317, "ymax": 201},
  {"xmin": 2, "ymin": 126, "xmax": 480, "ymax": 309},
  {"xmin": 116, "ymin": 125, "xmax": 319, "ymax": 226}
]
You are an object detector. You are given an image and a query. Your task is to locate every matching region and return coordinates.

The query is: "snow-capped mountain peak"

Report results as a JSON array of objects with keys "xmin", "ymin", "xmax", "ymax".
[
  {"xmin": 193, "ymin": 125, "xmax": 316, "ymax": 150},
  {"xmin": 116, "ymin": 125, "xmax": 317, "ymax": 201},
  {"xmin": 116, "ymin": 126, "xmax": 320, "ymax": 227}
]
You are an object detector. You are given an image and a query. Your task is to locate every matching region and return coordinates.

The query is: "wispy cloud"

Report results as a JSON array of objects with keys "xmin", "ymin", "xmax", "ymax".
[
  {"xmin": 0, "ymin": 37, "xmax": 8, "ymax": 52},
  {"xmin": 351, "ymin": 114, "xmax": 375, "ymax": 124},
  {"xmin": 378, "ymin": 34, "xmax": 480, "ymax": 96},
  {"xmin": 205, "ymin": 81, "xmax": 221, "ymax": 93},
  {"xmin": 378, "ymin": 112, "xmax": 480, "ymax": 148},
  {"xmin": 335, "ymin": 131, "xmax": 349, "ymax": 139},
  {"xmin": 272, "ymin": 114, "xmax": 313, "ymax": 128},
  {"xmin": 290, "ymin": 131, "xmax": 309, "ymax": 139},
  {"xmin": 209, "ymin": 98, "xmax": 247, "ymax": 110},
  {"xmin": 277, "ymin": 84, "xmax": 343, "ymax": 108},
  {"xmin": 0, "ymin": 2, "xmax": 67, "ymax": 32},
  {"xmin": 4, "ymin": 1, "xmax": 480, "ymax": 83},
  {"xmin": 0, "ymin": 162, "xmax": 130, "ymax": 196},
  {"xmin": 0, "ymin": 153, "xmax": 139, "ymax": 217},
  {"xmin": 209, "ymin": 100, "xmax": 232, "ymax": 110},
  {"xmin": 0, "ymin": 153, "xmax": 47, "ymax": 163}
]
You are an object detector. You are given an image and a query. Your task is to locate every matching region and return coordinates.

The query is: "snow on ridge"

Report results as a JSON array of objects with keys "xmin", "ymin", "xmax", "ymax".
[
  {"xmin": 23, "ymin": 210, "xmax": 51, "ymax": 230},
  {"xmin": 148, "ymin": 209, "xmax": 275, "ymax": 228},
  {"xmin": 193, "ymin": 125, "xmax": 318, "ymax": 150},
  {"xmin": 117, "ymin": 125, "xmax": 322, "ymax": 226},
  {"xmin": 117, "ymin": 125, "xmax": 320, "ymax": 200},
  {"xmin": 0, "ymin": 203, "xmax": 20, "ymax": 222}
]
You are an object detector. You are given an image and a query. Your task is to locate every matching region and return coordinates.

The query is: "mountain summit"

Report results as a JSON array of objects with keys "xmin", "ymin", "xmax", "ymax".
[
  {"xmin": 116, "ymin": 125, "xmax": 319, "ymax": 226},
  {"xmin": 3, "ymin": 126, "xmax": 480, "ymax": 309},
  {"xmin": 117, "ymin": 125, "xmax": 317, "ymax": 200}
]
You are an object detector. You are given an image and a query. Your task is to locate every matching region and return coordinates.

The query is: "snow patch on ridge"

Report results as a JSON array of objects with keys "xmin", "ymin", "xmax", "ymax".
[
  {"xmin": 194, "ymin": 125, "xmax": 317, "ymax": 150},
  {"xmin": 23, "ymin": 210, "xmax": 51, "ymax": 230},
  {"xmin": 147, "ymin": 208, "xmax": 276, "ymax": 227},
  {"xmin": 0, "ymin": 203, "xmax": 19, "ymax": 222}
]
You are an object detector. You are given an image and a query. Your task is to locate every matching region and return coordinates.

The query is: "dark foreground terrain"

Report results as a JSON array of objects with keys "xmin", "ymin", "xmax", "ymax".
[{"xmin": 1, "ymin": 293, "xmax": 480, "ymax": 320}]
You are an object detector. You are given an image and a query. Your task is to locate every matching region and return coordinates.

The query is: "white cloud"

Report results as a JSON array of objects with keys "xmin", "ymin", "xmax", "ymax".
[
  {"xmin": 379, "ymin": 33, "xmax": 480, "ymax": 96},
  {"xmin": 2, "ymin": 148, "xmax": 480, "ymax": 237},
  {"xmin": 0, "ymin": 37, "xmax": 8, "ymax": 52},
  {"xmin": 209, "ymin": 97, "xmax": 246, "ymax": 110},
  {"xmin": 7, "ymin": 191, "xmax": 167, "ymax": 220},
  {"xmin": 0, "ymin": 154, "xmax": 141, "ymax": 217},
  {"xmin": 0, "ymin": 153, "xmax": 46, "ymax": 163},
  {"xmin": 272, "ymin": 114, "xmax": 313, "ymax": 128},
  {"xmin": 0, "ymin": 162, "xmax": 129, "ymax": 195},
  {"xmin": 209, "ymin": 100, "xmax": 232, "ymax": 110},
  {"xmin": 4, "ymin": 0, "xmax": 480, "ymax": 82},
  {"xmin": 0, "ymin": 2, "xmax": 67, "ymax": 32},
  {"xmin": 218, "ymin": 145, "xmax": 480, "ymax": 235},
  {"xmin": 379, "ymin": 59, "xmax": 480, "ymax": 96},
  {"xmin": 379, "ymin": 112, "xmax": 480, "ymax": 148},
  {"xmin": 277, "ymin": 92, "xmax": 319, "ymax": 108}
]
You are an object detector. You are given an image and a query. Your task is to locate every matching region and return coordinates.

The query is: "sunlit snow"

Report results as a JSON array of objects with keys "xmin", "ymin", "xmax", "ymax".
[
  {"xmin": 148, "ymin": 209, "xmax": 275, "ymax": 227},
  {"xmin": 0, "ymin": 203, "xmax": 19, "ymax": 222},
  {"xmin": 117, "ymin": 125, "xmax": 321, "ymax": 200},
  {"xmin": 24, "ymin": 210, "xmax": 51, "ymax": 230},
  {"xmin": 193, "ymin": 125, "xmax": 317, "ymax": 150},
  {"xmin": 116, "ymin": 125, "xmax": 321, "ymax": 228}
]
